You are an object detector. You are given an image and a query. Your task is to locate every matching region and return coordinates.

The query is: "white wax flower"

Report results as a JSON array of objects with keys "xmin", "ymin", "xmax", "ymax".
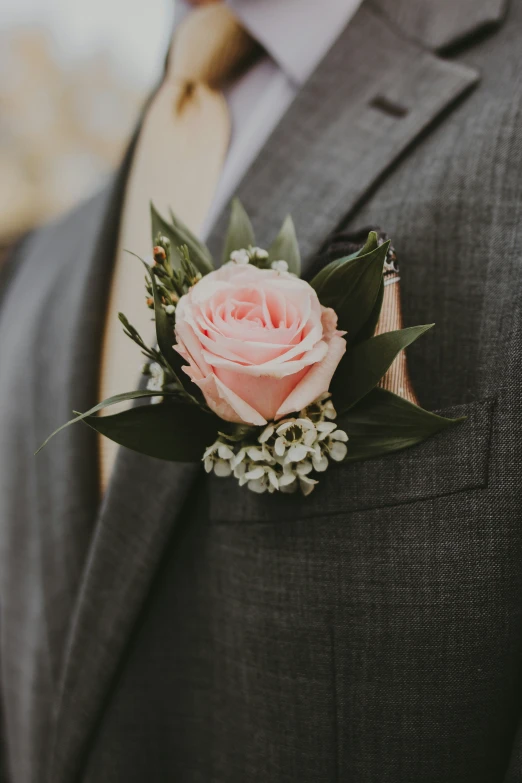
[{"xmin": 202, "ymin": 394, "xmax": 348, "ymax": 496}]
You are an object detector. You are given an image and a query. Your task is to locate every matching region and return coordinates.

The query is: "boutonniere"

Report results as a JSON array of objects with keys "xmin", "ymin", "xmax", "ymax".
[{"xmin": 39, "ymin": 200, "xmax": 462, "ymax": 496}]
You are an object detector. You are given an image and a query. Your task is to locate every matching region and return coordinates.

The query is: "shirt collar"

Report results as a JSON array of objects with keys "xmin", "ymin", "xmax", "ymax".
[{"xmin": 227, "ymin": 0, "xmax": 364, "ymax": 86}]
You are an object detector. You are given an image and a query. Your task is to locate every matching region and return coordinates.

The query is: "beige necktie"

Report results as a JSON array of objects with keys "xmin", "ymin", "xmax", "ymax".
[{"xmin": 99, "ymin": 4, "xmax": 260, "ymax": 491}]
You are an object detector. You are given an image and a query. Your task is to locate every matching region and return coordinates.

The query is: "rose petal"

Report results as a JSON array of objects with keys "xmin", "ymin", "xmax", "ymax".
[
  {"xmin": 213, "ymin": 376, "xmax": 267, "ymax": 426},
  {"xmin": 175, "ymin": 319, "xmax": 213, "ymax": 377},
  {"xmin": 203, "ymin": 337, "xmax": 328, "ymax": 378},
  {"xmin": 213, "ymin": 366, "xmax": 308, "ymax": 422},
  {"xmin": 321, "ymin": 306, "xmax": 346, "ymax": 340},
  {"xmin": 275, "ymin": 334, "xmax": 347, "ymax": 418},
  {"xmin": 174, "ymin": 263, "xmax": 346, "ymax": 426},
  {"xmin": 191, "ymin": 374, "xmax": 244, "ymax": 423},
  {"xmin": 190, "ymin": 373, "xmax": 266, "ymax": 426}
]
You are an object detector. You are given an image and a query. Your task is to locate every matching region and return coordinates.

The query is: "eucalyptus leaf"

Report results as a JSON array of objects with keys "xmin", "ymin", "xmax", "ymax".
[
  {"xmin": 35, "ymin": 389, "xmax": 184, "ymax": 454},
  {"xmin": 82, "ymin": 401, "xmax": 222, "ymax": 462},
  {"xmin": 312, "ymin": 241, "xmax": 389, "ymax": 342},
  {"xmin": 222, "ymin": 198, "xmax": 255, "ymax": 264},
  {"xmin": 267, "ymin": 215, "xmax": 301, "ymax": 275},
  {"xmin": 337, "ymin": 387, "xmax": 464, "ymax": 463},
  {"xmin": 150, "ymin": 202, "xmax": 213, "ymax": 275},
  {"xmin": 332, "ymin": 324, "xmax": 434, "ymax": 414}
]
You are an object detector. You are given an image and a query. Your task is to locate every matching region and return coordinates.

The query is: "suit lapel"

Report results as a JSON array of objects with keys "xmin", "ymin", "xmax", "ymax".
[
  {"xmin": 51, "ymin": 4, "xmax": 485, "ymax": 781},
  {"xmin": 208, "ymin": 1, "xmax": 480, "ymax": 270},
  {"xmin": 372, "ymin": 0, "xmax": 507, "ymax": 51},
  {"xmin": 31, "ymin": 132, "xmax": 140, "ymax": 689}
]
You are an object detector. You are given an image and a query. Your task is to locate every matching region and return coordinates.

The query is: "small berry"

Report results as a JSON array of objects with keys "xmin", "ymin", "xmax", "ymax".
[{"xmin": 153, "ymin": 246, "xmax": 166, "ymax": 263}]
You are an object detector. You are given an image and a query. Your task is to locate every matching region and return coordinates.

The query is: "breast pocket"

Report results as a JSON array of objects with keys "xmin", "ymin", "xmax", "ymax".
[{"xmin": 208, "ymin": 397, "xmax": 496, "ymax": 524}]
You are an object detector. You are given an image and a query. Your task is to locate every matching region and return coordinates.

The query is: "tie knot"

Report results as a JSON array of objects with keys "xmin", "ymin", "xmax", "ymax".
[{"xmin": 167, "ymin": 3, "xmax": 260, "ymax": 90}]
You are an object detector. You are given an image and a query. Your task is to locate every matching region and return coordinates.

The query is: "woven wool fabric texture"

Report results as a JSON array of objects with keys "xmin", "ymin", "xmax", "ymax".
[{"xmin": 0, "ymin": 1, "xmax": 522, "ymax": 782}]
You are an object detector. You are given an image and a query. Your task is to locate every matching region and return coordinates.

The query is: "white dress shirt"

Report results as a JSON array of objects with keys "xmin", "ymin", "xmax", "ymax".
[{"xmin": 176, "ymin": 0, "xmax": 363, "ymax": 239}]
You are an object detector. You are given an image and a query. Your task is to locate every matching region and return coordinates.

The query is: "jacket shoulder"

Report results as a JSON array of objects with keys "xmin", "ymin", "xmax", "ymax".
[{"xmin": 1, "ymin": 185, "xmax": 113, "ymax": 307}]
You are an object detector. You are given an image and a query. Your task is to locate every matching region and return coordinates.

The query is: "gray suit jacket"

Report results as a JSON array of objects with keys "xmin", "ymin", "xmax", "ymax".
[{"xmin": 1, "ymin": 1, "xmax": 522, "ymax": 781}]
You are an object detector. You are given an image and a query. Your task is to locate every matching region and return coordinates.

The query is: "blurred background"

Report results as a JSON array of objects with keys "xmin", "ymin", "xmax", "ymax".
[{"xmin": 0, "ymin": 0, "xmax": 174, "ymax": 255}]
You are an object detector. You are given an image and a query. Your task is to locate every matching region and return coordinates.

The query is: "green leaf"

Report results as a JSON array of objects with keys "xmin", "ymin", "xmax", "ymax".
[
  {"xmin": 357, "ymin": 230, "xmax": 380, "ymax": 257},
  {"xmin": 35, "ymin": 389, "xmax": 184, "ymax": 454},
  {"xmin": 150, "ymin": 202, "xmax": 213, "ymax": 275},
  {"xmin": 309, "ymin": 230, "xmax": 379, "ymax": 293},
  {"xmin": 222, "ymin": 198, "xmax": 255, "ymax": 264},
  {"xmin": 355, "ymin": 277, "xmax": 384, "ymax": 343},
  {"xmin": 168, "ymin": 206, "xmax": 214, "ymax": 274},
  {"xmin": 337, "ymin": 387, "xmax": 464, "ymax": 463},
  {"xmin": 82, "ymin": 401, "xmax": 221, "ymax": 462},
  {"xmin": 312, "ymin": 241, "xmax": 389, "ymax": 343},
  {"xmin": 332, "ymin": 324, "xmax": 434, "ymax": 414},
  {"xmin": 267, "ymin": 215, "xmax": 301, "ymax": 275}
]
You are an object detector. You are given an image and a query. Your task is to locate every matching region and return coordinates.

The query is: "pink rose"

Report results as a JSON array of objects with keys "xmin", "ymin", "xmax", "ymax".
[{"xmin": 174, "ymin": 263, "xmax": 346, "ymax": 426}]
